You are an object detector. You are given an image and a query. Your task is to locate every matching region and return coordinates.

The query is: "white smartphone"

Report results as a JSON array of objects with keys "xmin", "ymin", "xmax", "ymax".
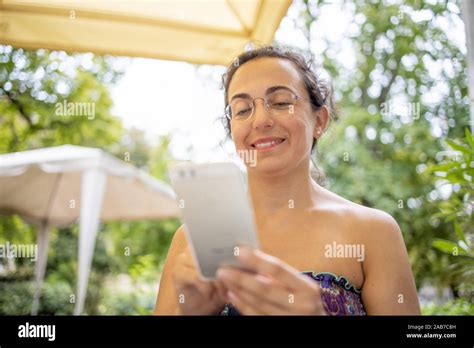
[{"xmin": 168, "ymin": 162, "xmax": 259, "ymax": 279}]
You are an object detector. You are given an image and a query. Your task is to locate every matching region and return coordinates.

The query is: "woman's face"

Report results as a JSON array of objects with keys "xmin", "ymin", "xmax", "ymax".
[{"xmin": 228, "ymin": 57, "xmax": 324, "ymax": 176}]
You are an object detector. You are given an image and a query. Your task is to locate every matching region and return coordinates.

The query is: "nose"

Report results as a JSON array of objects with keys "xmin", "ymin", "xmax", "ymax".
[{"xmin": 252, "ymin": 98, "xmax": 274, "ymax": 131}]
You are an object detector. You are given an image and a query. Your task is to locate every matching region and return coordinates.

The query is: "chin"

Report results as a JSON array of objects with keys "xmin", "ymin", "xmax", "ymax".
[{"xmin": 250, "ymin": 156, "xmax": 292, "ymax": 177}]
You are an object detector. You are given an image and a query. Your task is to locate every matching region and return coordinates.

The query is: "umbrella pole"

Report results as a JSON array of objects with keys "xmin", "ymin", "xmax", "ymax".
[
  {"xmin": 31, "ymin": 221, "xmax": 51, "ymax": 315},
  {"xmin": 74, "ymin": 169, "xmax": 107, "ymax": 315}
]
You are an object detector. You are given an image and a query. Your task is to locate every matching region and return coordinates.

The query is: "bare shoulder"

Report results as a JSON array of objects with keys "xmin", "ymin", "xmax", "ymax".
[
  {"xmin": 315, "ymin": 188, "xmax": 420, "ymax": 314},
  {"xmin": 314, "ymin": 185, "xmax": 402, "ymax": 242}
]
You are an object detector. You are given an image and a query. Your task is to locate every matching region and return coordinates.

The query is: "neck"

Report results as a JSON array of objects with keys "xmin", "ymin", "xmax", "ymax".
[{"xmin": 247, "ymin": 160, "xmax": 318, "ymax": 218}]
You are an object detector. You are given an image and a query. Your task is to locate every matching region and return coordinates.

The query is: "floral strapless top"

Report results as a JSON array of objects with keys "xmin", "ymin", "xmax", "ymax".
[{"xmin": 219, "ymin": 271, "xmax": 366, "ymax": 316}]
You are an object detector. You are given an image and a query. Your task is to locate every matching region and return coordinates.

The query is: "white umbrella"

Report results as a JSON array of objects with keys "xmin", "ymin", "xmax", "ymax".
[
  {"xmin": 0, "ymin": 144, "xmax": 179, "ymax": 315},
  {"xmin": 0, "ymin": 0, "xmax": 292, "ymax": 65}
]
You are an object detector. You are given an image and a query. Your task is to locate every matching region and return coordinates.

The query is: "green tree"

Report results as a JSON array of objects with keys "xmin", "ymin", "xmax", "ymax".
[
  {"xmin": 0, "ymin": 47, "xmax": 125, "ymax": 152},
  {"xmin": 429, "ymin": 129, "xmax": 474, "ymax": 299},
  {"xmin": 0, "ymin": 46, "xmax": 180, "ymax": 314},
  {"xmin": 298, "ymin": 0, "xmax": 470, "ymax": 291}
]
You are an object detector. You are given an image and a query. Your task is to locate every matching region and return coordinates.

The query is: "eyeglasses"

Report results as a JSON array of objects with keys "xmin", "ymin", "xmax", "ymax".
[{"xmin": 225, "ymin": 89, "xmax": 311, "ymax": 122}]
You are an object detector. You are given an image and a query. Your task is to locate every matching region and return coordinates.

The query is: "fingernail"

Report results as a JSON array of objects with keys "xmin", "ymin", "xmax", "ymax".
[
  {"xmin": 217, "ymin": 268, "xmax": 229, "ymax": 279},
  {"xmin": 227, "ymin": 291, "xmax": 237, "ymax": 301},
  {"xmin": 237, "ymin": 246, "xmax": 251, "ymax": 259}
]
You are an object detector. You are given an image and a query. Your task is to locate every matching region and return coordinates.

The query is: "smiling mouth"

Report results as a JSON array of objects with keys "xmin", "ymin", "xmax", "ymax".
[{"xmin": 251, "ymin": 138, "xmax": 285, "ymax": 151}]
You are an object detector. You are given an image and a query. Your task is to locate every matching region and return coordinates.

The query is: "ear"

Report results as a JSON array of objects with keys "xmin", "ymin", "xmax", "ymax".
[{"xmin": 313, "ymin": 105, "xmax": 330, "ymax": 139}]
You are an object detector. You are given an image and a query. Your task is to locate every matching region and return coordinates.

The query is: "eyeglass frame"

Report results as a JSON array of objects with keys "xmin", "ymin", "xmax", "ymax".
[{"xmin": 224, "ymin": 88, "xmax": 315, "ymax": 121}]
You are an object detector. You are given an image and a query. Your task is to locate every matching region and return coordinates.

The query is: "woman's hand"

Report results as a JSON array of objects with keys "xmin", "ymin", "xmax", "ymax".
[
  {"xmin": 172, "ymin": 246, "xmax": 228, "ymax": 315},
  {"xmin": 216, "ymin": 245, "xmax": 327, "ymax": 315}
]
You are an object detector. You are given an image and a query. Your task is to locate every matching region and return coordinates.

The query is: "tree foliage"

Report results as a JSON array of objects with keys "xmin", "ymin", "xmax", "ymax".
[
  {"xmin": 0, "ymin": 46, "xmax": 179, "ymax": 314},
  {"xmin": 299, "ymin": 0, "xmax": 470, "ymax": 293}
]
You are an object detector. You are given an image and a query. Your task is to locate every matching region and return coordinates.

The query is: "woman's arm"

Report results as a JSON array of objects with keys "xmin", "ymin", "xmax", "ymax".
[
  {"xmin": 360, "ymin": 210, "xmax": 421, "ymax": 315},
  {"xmin": 153, "ymin": 226, "xmax": 187, "ymax": 315},
  {"xmin": 154, "ymin": 226, "xmax": 229, "ymax": 315}
]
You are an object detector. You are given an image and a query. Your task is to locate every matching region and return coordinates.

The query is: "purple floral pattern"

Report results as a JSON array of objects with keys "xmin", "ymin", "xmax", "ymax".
[
  {"xmin": 302, "ymin": 271, "xmax": 366, "ymax": 316},
  {"xmin": 219, "ymin": 271, "xmax": 366, "ymax": 316}
]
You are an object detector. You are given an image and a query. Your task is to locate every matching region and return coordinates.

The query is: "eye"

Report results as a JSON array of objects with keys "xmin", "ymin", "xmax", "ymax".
[
  {"xmin": 268, "ymin": 91, "xmax": 295, "ymax": 109},
  {"xmin": 231, "ymin": 99, "xmax": 253, "ymax": 118},
  {"xmin": 270, "ymin": 101, "xmax": 293, "ymax": 110},
  {"xmin": 236, "ymin": 107, "xmax": 252, "ymax": 117},
  {"xmin": 273, "ymin": 102, "xmax": 292, "ymax": 107}
]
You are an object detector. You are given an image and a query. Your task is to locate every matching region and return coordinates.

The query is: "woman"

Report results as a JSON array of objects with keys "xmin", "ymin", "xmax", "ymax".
[{"xmin": 154, "ymin": 46, "xmax": 421, "ymax": 315}]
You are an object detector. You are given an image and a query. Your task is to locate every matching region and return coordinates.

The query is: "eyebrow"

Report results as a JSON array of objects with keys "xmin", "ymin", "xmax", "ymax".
[{"xmin": 229, "ymin": 85, "xmax": 295, "ymax": 102}]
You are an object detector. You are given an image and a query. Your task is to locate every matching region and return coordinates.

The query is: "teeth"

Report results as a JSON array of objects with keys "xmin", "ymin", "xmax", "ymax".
[{"xmin": 254, "ymin": 139, "xmax": 283, "ymax": 148}]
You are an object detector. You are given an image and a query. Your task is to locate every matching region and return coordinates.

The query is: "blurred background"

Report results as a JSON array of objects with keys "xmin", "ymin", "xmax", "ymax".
[{"xmin": 0, "ymin": 0, "xmax": 473, "ymax": 315}]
